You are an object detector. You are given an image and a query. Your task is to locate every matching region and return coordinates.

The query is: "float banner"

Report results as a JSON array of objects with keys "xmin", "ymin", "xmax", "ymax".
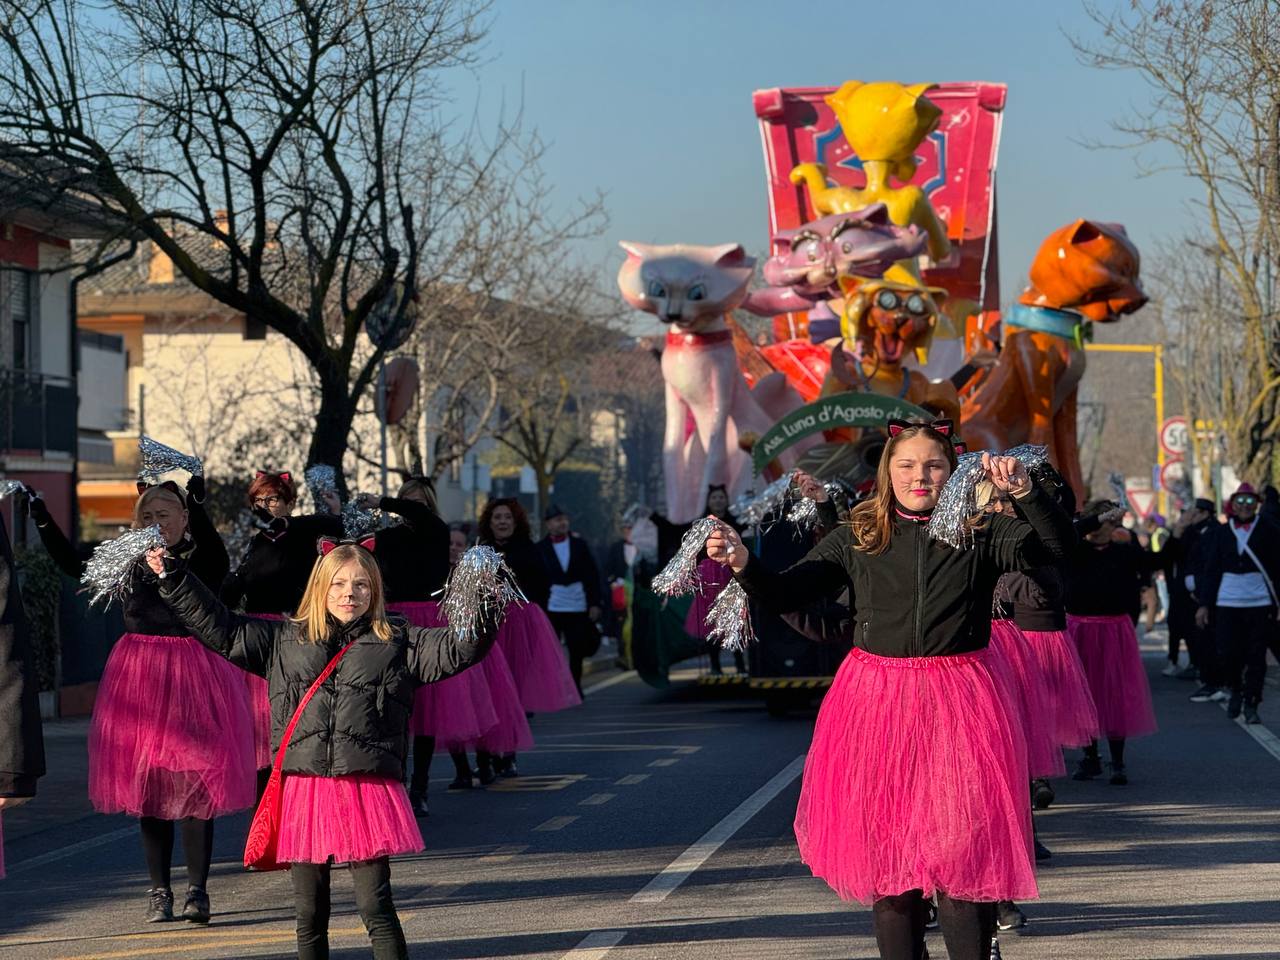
[{"xmin": 753, "ymin": 394, "xmax": 931, "ymax": 473}]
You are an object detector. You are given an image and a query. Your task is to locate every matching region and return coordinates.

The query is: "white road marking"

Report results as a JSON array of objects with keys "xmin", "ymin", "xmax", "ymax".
[
  {"xmin": 583, "ymin": 671, "xmax": 635, "ymax": 695},
  {"xmin": 615, "ymin": 774, "xmax": 649, "ymax": 786},
  {"xmin": 534, "ymin": 815, "xmax": 579, "ymax": 831},
  {"xmin": 560, "ymin": 930, "xmax": 626, "ymax": 959},
  {"xmin": 4, "ymin": 824, "xmax": 135, "ymax": 874},
  {"xmin": 647, "ymin": 758, "xmax": 679, "ymax": 768},
  {"xmin": 1219, "ymin": 701, "xmax": 1280, "ymax": 763},
  {"xmin": 630, "ymin": 754, "xmax": 807, "ymax": 904},
  {"xmin": 580, "ymin": 793, "xmax": 615, "ymax": 806}
]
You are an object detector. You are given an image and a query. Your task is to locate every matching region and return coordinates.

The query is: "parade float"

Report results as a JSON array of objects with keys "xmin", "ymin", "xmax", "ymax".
[{"xmin": 618, "ymin": 79, "xmax": 1145, "ymax": 696}]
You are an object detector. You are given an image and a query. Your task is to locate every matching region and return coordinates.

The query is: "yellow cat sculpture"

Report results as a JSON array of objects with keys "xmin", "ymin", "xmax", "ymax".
[{"xmin": 790, "ymin": 80, "xmax": 951, "ymax": 264}]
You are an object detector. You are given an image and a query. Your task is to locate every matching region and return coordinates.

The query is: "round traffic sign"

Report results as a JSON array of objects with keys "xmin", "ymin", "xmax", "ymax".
[
  {"xmin": 1160, "ymin": 417, "xmax": 1189, "ymax": 456},
  {"xmin": 1160, "ymin": 458, "xmax": 1188, "ymax": 493}
]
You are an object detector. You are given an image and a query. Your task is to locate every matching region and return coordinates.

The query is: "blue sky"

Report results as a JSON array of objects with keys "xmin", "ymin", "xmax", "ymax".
[{"xmin": 449, "ymin": 0, "xmax": 1193, "ymax": 318}]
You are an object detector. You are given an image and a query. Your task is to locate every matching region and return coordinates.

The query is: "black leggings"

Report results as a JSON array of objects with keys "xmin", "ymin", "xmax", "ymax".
[
  {"xmin": 873, "ymin": 891, "xmax": 995, "ymax": 960},
  {"xmin": 1084, "ymin": 737, "xmax": 1126, "ymax": 767},
  {"xmin": 291, "ymin": 858, "xmax": 407, "ymax": 960},
  {"xmin": 139, "ymin": 817, "xmax": 214, "ymax": 890}
]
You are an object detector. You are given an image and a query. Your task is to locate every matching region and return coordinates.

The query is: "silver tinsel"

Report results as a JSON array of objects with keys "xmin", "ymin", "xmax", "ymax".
[
  {"xmin": 305, "ymin": 464, "xmax": 337, "ymax": 498},
  {"xmin": 0, "ymin": 479, "xmax": 26, "ymax": 499},
  {"xmin": 928, "ymin": 445, "xmax": 1049, "ymax": 549},
  {"xmin": 731, "ymin": 471, "xmax": 798, "ymax": 529},
  {"xmin": 786, "ymin": 482, "xmax": 840, "ymax": 533},
  {"xmin": 82, "ymin": 525, "xmax": 167, "ymax": 607},
  {"xmin": 439, "ymin": 545, "xmax": 526, "ymax": 644},
  {"xmin": 341, "ymin": 500, "xmax": 382, "ymax": 539},
  {"xmin": 138, "ymin": 436, "xmax": 203, "ymax": 481},
  {"xmin": 651, "ymin": 516, "xmax": 720, "ymax": 597},
  {"xmin": 705, "ymin": 579, "xmax": 755, "ymax": 651}
]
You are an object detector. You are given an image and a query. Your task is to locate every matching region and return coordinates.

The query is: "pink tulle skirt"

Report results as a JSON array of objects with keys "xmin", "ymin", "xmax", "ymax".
[
  {"xmin": 277, "ymin": 774, "xmax": 423, "ymax": 864},
  {"xmin": 684, "ymin": 559, "xmax": 732, "ymax": 640},
  {"xmin": 89, "ymin": 633, "xmax": 256, "ymax": 820},
  {"xmin": 1022, "ymin": 627, "xmax": 1100, "ymax": 747},
  {"xmin": 495, "ymin": 603, "xmax": 582, "ymax": 713},
  {"xmin": 1068, "ymin": 615, "xmax": 1158, "ymax": 739},
  {"xmin": 245, "ymin": 613, "xmax": 285, "ymax": 769},
  {"xmin": 988, "ymin": 620, "xmax": 1065, "ymax": 779},
  {"xmin": 795, "ymin": 647, "xmax": 1037, "ymax": 905}
]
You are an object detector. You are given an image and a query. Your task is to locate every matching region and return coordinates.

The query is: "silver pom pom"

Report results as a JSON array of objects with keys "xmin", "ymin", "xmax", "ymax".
[
  {"xmin": 439, "ymin": 545, "xmax": 526, "ymax": 644},
  {"xmin": 787, "ymin": 482, "xmax": 840, "ymax": 534},
  {"xmin": 705, "ymin": 579, "xmax": 755, "ymax": 651},
  {"xmin": 928, "ymin": 445, "xmax": 1049, "ymax": 549},
  {"xmin": 0, "ymin": 479, "xmax": 26, "ymax": 499},
  {"xmin": 1108, "ymin": 471, "xmax": 1131, "ymax": 514},
  {"xmin": 651, "ymin": 516, "xmax": 719, "ymax": 597},
  {"xmin": 731, "ymin": 471, "xmax": 797, "ymax": 529},
  {"xmin": 341, "ymin": 499, "xmax": 383, "ymax": 539},
  {"xmin": 138, "ymin": 436, "xmax": 203, "ymax": 481},
  {"xmin": 81, "ymin": 525, "xmax": 167, "ymax": 607},
  {"xmin": 305, "ymin": 464, "xmax": 337, "ymax": 497}
]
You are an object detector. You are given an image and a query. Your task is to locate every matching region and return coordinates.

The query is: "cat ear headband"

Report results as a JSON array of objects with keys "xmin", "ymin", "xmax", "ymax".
[
  {"xmin": 255, "ymin": 470, "xmax": 292, "ymax": 482},
  {"xmin": 887, "ymin": 418, "xmax": 954, "ymax": 438},
  {"xmin": 136, "ymin": 478, "xmax": 186, "ymax": 499},
  {"xmin": 317, "ymin": 536, "xmax": 377, "ymax": 556}
]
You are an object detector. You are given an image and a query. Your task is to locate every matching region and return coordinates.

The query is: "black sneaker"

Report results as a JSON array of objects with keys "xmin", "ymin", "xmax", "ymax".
[
  {"xmin": 996, "ymin": 900, "xmax": 1026, "ymax": 931},
  {"xmin": 145, "ymin": 887, "xmax": 174, "ymax": 923},
  {"xmin": 500, "ymin": 759, "xmax": 519, "ymax": 779},
  {"xmin": 1189, "ymin": 684, "xmax": 1216, "ymax": 702},
  {"xmin": 1174, "ymin": 665, "xmax": 1200, "ymax": 680},
  {"xmin": 1227, "ymin": 693, "xmax": 1244, "ymax": 719},
  {"xmin": 990, "ymin": 934, "xmax": 1004, "ymax": 959},
  {"xmin": 1072, "ymin": 756, "xmax": 1102, "ymax": 780},
  {"xmin": 1244, "ymin": 703, "xmax": 1261, "ymax": 724},
  {"xmin": 446, "ymin": 775, "xmax": 474, "ymax": 791},
  {"xmin": 1031, "ymin": 779, "xmax": 1055, "ymax": 809},
  {"xmin": 924, "ymin": 898, "xmax": 938, "ymax": 929},
  {"xmin": 1034, "ymin": 838, "xmax": 1053, "ymax": 861},
  {"xmin": 1109, "ymin": 763, "xmax": 1128, "ymax": 786},
  {"xmin": 408, "ymin": 792, "xmax": 430, "ymax": 817},
  {"xmin": 181, "ymin": 886, "xmax": 210, "ymax": 924}
]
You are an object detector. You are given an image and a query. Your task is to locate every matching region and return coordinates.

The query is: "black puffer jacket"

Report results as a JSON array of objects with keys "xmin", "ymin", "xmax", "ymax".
[
  {"xmin": 735, "ymin": 484, "xmax": 1071, "ymax": 658},
  {"xmin": 158, "ymin": 568, "xmax": 498, "ymax": 780}
]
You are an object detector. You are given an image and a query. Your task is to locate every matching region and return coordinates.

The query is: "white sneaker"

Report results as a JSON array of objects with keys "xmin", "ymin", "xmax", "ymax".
[
  {"xmin": 1161, "ymin": 663, "xmax": 1179, "ymax": 677},
  {"xmin": 1209, "ymin": 688, "xmax": 1231, "ymax": 702}
]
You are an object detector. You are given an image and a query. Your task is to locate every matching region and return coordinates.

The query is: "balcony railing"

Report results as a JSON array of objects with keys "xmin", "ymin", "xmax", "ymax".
[{"xmin": 0, "ymin": 368, "xmax": 76, "ymax": 457}]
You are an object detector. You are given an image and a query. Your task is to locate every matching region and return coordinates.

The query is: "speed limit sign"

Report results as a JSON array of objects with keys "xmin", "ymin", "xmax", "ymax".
[{"xmin": 1160, "ymin": 417, "xmax": 1189, "ymax": 457}]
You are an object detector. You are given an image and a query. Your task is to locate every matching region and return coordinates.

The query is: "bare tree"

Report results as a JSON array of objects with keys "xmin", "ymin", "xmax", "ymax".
[
  {"xmin": 1074, "ymin": 0, "xmax": 1280, "ymax": 480},
  {"xmin": 0, "ymin": 0, "xmax": 508, "ymax": 484}
]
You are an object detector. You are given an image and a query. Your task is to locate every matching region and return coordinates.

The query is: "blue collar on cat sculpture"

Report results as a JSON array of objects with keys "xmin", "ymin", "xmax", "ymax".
[{"xmin": 1004, "ymin": 303, "xmax": 1091, "ymax": 348}]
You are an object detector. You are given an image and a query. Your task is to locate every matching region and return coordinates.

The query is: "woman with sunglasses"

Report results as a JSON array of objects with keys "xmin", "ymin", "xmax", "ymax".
[
  {"xmin": 221, "ymin": 471, "xmax": 343, "ymax": 791},
  {"xmin": 705, "ymin": 420, "xmax": 1072, "ymax": 960}
]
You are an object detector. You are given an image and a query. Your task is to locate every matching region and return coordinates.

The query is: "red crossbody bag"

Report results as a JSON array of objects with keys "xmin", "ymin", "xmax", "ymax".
[{"xmin": 243, "ymin": 639, "xmax": 358, "ymax": 871}]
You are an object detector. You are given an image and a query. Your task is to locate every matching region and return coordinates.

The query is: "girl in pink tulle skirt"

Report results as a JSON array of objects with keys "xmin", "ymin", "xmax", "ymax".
[
  {"xmin": 149, "ymin": 531, "xmax": 502, "ymax": 960},
  {"xmin": 36, "ymin": 480, "xmax": 252, "ymax": 924},
  {"xmin": 703, "ymin": 424, "xmax": 1075, "ymax": 960},
  {"xmin": 1065, "ymin": 500, "xmax": 1161, "ymax": 786}
]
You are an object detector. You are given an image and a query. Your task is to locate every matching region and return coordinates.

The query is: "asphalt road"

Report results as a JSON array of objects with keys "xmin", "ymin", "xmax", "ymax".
[{"xmin": 2, "ymin": 636, "xmax": 1279, "ymax": 959}]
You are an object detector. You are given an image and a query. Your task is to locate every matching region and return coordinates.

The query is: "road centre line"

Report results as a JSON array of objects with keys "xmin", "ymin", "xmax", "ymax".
[
  {"xmin": 583, "ymin": 671, "xmax": 636, "ymax": 695},
  {"xmin": 630, "ymin": 754, "xmax": 807, "ymax": 905},
  {"xmin": 579, "ymin": 793, "xmax": 615, "ymax": 806},
  {"xmin": 560, "ymin": 930, "xmax": 627, "ymax": 959},
  {"xmin": 648, "ymin": 758, "xmax": 679, "ymax": 767},
  {"xmin": 6, "ymin": 824, "xmax": 135, "ymax": 875},
  {"xmin": 615, "ymin": 774, "xmax": 649, "ymax": 785},
  {"xmin": 534, "ymin": 815, "xmax": 579, "ymax": 831}
]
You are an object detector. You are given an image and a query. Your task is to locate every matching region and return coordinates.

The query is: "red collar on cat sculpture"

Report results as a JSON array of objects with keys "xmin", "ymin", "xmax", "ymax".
[{"xmin": 665, "ymin": 329, "xmax": 733, "ymax": 348}]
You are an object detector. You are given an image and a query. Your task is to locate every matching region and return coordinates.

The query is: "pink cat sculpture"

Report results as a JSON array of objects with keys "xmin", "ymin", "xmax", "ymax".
[
  {"xmin": 741, "ymin": 203, "xmax": 927, "ymax": 317},
  {"xmin": 618, "ymin": 241, "xmax": 800, "ymax": 523}
]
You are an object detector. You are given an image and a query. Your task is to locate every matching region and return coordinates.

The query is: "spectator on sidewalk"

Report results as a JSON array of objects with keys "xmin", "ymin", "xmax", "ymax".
[
  {"xmin": 1193, "ymin": 483, "xmax": 1280, "ymax": 724},
  {"xmin": 1166, "ymin": 500, "xmax": 1221, "ymax": 692},
  {"xmin": 0, "ymin": 508, "xmax": 44, "ymax": 880},
  {"xmin": 537, "ymin": 505, "xmax": 603, "ymax": 695},
  {"xmin": 605, "ymin": 521, "xmax": 639, "ymax": 669}
]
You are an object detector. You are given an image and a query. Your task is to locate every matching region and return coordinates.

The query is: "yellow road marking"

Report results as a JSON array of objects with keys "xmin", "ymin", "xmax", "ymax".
[{"xmin": 534, "ymin": 816, "xmax": 579, "ymax": 832}]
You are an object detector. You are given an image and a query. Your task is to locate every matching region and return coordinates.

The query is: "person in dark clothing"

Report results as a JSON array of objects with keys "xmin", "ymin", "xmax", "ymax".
[
  {"xmin": 0, "ymin": 508, "xmax": 44, "ymax": 880},
  {"xmin": 1192, "ymin": 483, "xmax": 1280, "ymax": 724},
  {"xmin": 705, "ymin": 423, "xmax": 1072, "ymax": 960},
  {"xmin": 479, "ymin": 499, "xmax": 579, "ymax": 776},
  {"xmin": 222, "ymin": 471, "xmax": 344, "ymax": 792},
  {"xmin": 148, "ymin": 540, "xmax": 499, "ymax": 960},
  {"xmin": 1065, "ymin": 500, "xmax": 1162, "ymax": 785},
  {"xmin": 34, "ymin": 478, "xmax": 249, "ymax": 923},
  {"xmin": 537, "ymin": 505, "xmax": 602, "ymax": 694},
  {"xmin": 1165, "ymin": 499, "xmax": 1222, "ymax": 697}
]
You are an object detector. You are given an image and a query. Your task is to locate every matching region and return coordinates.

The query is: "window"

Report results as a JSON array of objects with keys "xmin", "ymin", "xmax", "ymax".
[{"xmin": 5, "ymin": 269, "xmax": 36, "ymax": 370}]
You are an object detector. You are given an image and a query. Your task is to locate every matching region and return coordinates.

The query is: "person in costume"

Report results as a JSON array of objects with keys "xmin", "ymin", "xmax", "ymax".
[
  {"xmin": 1065, "ymin": 500, "xmax": 1161, "ymax": 784},
  {"xmin": 0, "ymin": 507, "xmax": 44, "ymax": 881},
  {"xmin": 478, "ymin": 498, "xmax": 580, "ymax": 774},
  {"xmin": 705, "ymin": 420, "xmax": 1072, "ymax": 960},
  {"xmin": 536, "ymin": 504, "xmax": 603, "ymax": 694},
  {"xmin": 1192, "ymin": 483, "xmax": 1280, "ymax": 724},
  {"xmin": 222, "ymin": 471, "xmax": 344, "ymax": 794},
  {"xmin": 34, "ymin": 478, "xmax": 251, "ymax": 923},
  {"xmin": 356, "ymin": 480, "xmax": 530, "ymax": 807},
  {"xmin": 147, "ymin": 539, "xmax": 501, "ymax": 960},
  {"xmin": 1166, "ymin": 499, "xmax": 1221, "ymax": 693}
]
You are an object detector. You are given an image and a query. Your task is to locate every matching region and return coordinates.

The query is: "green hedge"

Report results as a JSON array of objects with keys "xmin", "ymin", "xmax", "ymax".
[{"xmin": 15, "ymin": 545, "xmax": 61, "ymax": 691}]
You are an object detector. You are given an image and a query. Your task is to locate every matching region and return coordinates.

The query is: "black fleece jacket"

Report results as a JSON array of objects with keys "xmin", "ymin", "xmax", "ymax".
[
  {"xmin": 734, "ymin": 484, "xmax": 1072, "ymax": 658},
  {"xmin": 0, "ymin": 514, "xmax": 43, "ymax": 798},
  {"xmin": 374, "ymin": 497, "xmax": 450, "ymax": 604},
  {"xmin": 157, "ymin": 569, "xmax": 498, "ymax": 780},
  {"xmin": 221, "ymin": 513, "xmax": 344, "ymax": 614}
]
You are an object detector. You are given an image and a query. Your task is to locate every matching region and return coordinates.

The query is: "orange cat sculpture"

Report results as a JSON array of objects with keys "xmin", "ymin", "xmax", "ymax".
[{"xmin": 961, "ymin": 220, "xmax": 1147, "ymax": 503}]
